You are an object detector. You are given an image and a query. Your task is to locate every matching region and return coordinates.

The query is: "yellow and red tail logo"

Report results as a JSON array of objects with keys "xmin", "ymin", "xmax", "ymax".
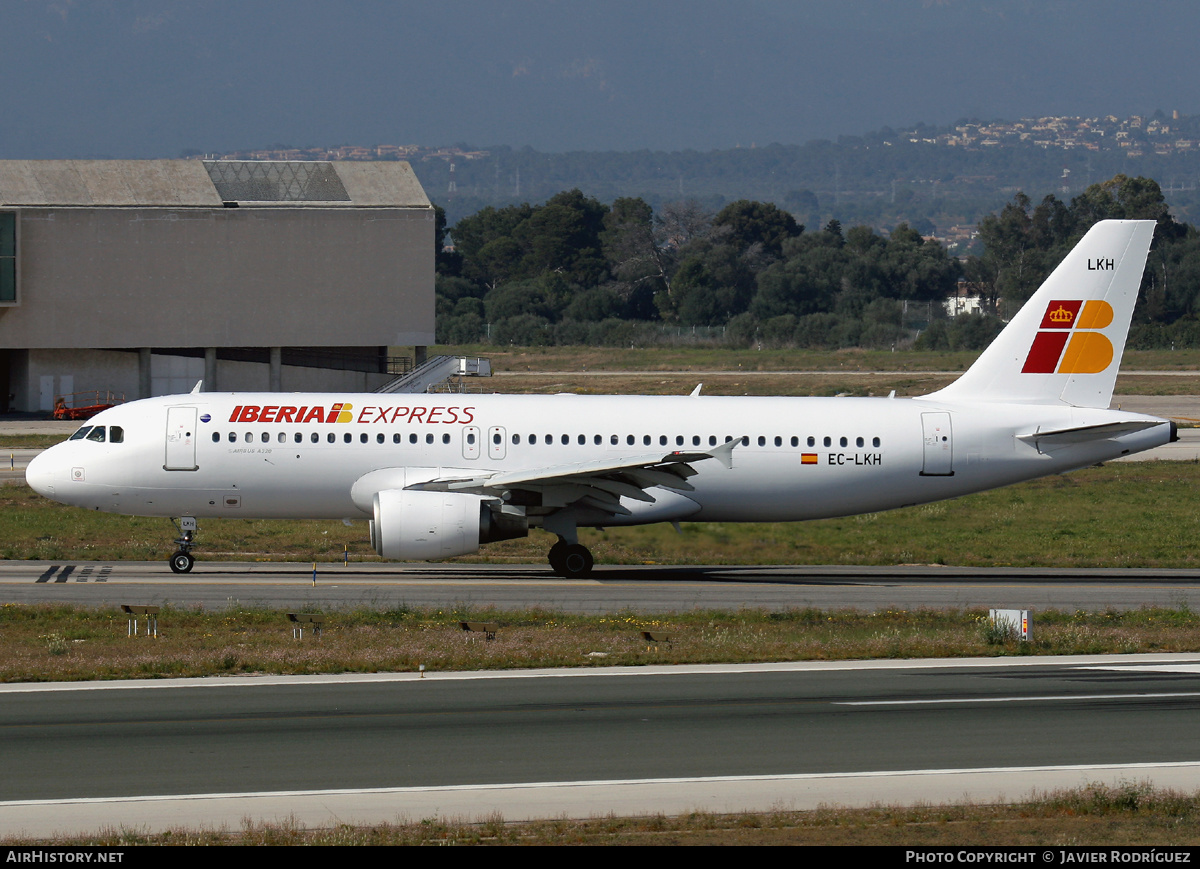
[{"xmin": 1021, "ymin": 300, "xmax": 1114, "ymax": 374}]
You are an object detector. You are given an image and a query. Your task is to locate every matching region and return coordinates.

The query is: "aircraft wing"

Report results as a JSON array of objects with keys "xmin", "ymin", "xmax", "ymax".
[{"xmin": 409, "ymin": 439, "xmax": 737, "ymax": 516}]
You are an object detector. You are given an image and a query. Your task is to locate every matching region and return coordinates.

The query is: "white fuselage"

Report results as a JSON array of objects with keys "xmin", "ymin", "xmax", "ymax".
[{"xmin": 25, "ymin": 391, "xmax": 1172, "ymax": 527}]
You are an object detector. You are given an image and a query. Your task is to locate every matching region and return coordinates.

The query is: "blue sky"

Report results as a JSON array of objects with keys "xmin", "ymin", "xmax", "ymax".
[{"xmin": 2, "ymin": 0, "xmax": 1196, "ymax": 158}]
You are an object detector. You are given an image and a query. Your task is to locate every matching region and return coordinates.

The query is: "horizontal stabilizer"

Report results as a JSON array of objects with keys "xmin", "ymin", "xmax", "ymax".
[{"xmin": 1017, "ymin": 420, "xmax": 1163, "ymax": 445}]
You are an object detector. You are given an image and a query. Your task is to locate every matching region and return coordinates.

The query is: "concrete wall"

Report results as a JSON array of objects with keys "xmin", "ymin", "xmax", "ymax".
[
  {"xmin": 17, "ymin": 349, "xmax": 391, "ymax": 413},
  {"xmin": 0, "ymin": 206, "xmax": 434, "ymax": 349}
]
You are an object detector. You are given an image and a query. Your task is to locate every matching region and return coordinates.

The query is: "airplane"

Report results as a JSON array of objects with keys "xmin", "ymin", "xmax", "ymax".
[{"xmin": 25, "ymin": 219, "xmax": 1176, "ymax": 577}]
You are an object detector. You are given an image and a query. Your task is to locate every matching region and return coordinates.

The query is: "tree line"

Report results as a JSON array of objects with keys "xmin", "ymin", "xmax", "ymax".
[{"xmin": 434, "ymin": 174, "xmax": 1200, "ymax": 351}]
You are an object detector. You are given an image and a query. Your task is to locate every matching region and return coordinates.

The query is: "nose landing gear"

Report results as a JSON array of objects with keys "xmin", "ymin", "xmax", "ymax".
[
  {"xmin": 548, "ymin": 538, "xmax": 594, "ymax": 578},
  {"xmin": 169, "ymin": 517, "xmax": 198, "ymax": 574}
]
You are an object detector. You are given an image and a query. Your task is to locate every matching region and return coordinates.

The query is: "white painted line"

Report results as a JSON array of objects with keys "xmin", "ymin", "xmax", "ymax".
[
  {"xmin": 840, "ymin": 691, "xmax": 1200, "ymax": 706},
  {"xmin": 5, "ymin": 653, "xmax": 1200, "ymax": 693},
  {"xmin": 8, "ymin": 761, "xmax": 1200, "ymax": 809}
]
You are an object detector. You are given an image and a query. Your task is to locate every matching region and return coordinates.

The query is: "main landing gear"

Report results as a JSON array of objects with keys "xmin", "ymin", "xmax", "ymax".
[
  {"xmin": 548, "ymin": 538, "xmax": 594, "ymax": 578},
  {"xmin": 169, "ymin": 517, "xmax": 198, "ymax": 574}
]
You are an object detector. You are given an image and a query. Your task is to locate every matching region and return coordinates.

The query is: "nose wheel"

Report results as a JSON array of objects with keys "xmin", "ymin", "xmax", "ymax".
[
  {"xmin": 168, "ymin": 517, "xmax": 199, "ymax": 574},
  {"xmin": 548, "ymin": 539, "xmax": 594, "ymax": 578},
  {"xmin": 170, "ymin": 550, "xmax": 195, "ymax": 574}
]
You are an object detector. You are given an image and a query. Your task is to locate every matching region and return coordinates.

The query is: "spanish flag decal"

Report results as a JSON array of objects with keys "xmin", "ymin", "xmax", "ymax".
[
  {"xmin": 1022, "ymin": 300, "xmax": 1114, "ymax": 374},
  {"xmin": 801, "ymin": 453, "xmax": 819, "ymax": 465}
]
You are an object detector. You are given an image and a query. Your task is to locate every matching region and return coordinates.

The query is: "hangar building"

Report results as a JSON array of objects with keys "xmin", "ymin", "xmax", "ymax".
[{"xmin": 0, "ymin": 159, "xmax": 434, "ymax": 413}]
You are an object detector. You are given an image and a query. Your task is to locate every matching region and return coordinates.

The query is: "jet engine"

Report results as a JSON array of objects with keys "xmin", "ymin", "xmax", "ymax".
[{"xmin": 369, "ymin": 489, "xmax": 527, "ymax": 560}]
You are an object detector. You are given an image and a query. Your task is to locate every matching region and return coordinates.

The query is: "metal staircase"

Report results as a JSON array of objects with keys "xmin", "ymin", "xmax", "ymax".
[{"xmin": 373, "ymin": 355, "xmax": 492, "ymax": 394}]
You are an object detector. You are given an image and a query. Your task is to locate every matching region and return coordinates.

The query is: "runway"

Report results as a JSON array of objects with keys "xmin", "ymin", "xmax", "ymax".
[
  {"xmin": 4, "ymin": 655, "xmax": 1200, "ymax": 837},
  {"xmin": 5, "ymin": 559, "xmax": 1200, "ymax": 613}
]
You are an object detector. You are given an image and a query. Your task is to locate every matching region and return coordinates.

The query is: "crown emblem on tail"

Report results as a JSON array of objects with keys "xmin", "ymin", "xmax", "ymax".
[{"xmin": 1048, "ymin": 305, "xmax": 1074, "ymax": 324}]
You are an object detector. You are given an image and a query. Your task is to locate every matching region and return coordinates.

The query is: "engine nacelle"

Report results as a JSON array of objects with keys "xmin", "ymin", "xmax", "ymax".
[{"xmin": 370, "ymin": 489, "xmax": 527, "ymax": 561}]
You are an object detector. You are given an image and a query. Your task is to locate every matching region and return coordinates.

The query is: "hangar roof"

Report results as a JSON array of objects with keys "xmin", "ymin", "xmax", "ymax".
[{"xmin": 0, "ymin": 160, "xmax": 430, "ymax": 208}]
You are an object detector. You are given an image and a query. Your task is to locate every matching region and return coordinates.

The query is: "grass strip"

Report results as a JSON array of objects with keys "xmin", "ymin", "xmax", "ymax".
[
  {"xmin": 4, "ymin": 603, "xmax": 1200, "ymax": 683},
  {"xmin": 5, "ymin": 460, "xmax": 1200, "ymax": 568}
]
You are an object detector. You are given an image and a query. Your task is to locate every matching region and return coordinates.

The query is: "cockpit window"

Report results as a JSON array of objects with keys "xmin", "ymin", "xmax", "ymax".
[
  {"xmin": 109, "ymin": 426, "xmax": 124, "ymax": 444},
  {"xmin": 85, "ymin": 427, "xmax": 106, "ymax": 443},
  {"xmin": 69, "ymin": 426, "xmax": 92, "ymax": 441}
]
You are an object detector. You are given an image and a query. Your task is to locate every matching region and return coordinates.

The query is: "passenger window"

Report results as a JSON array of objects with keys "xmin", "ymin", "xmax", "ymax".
[
  {"xmin": 610, "ymin": 435, "xmax": 618, "ymax": 445},
  {"xmin": 391, "ymin": 433, "xmax": 399, "ymax": 444},
  {"xmin": 642, "ymin": 435, "xmax": 651, "ymax": 446},
  {"xmin": 426, "ymin": 433, "xmax": 434, "ymax": 444},
  {"xmin": 741, "ymin": 436, "xmax": 749, "ymax": 446},
  {"xmin": 578, "ymin": 434, "xmax": 585, "ymax": 445},
  {"xmin": 823, "ymin": 436, "xmax": 831, "ymax": 447},
  {"xmin": 377, "ymin": 433, "xmax": 385, "ymax": 444},
  {"xmin": 229, "ymin": 432, "xmax": 237, "ymax": 443},
  {"xmin": 442, "ymin": 433, "xmax": 451, "ymax": 444},
  {"xmin": 676, "ymin": 436, "xmax": 684, "ymax": 446},
  {"xmin": 757, "ymin": 436, "xmax": 766, "ymax": 447},
  {"xmin": 212, "ymin": 432, "xmax": 221, "ymax": 443},
  {"xmin": 295, "ymin": 432, "xmax": 303, "ymax": 444},
  {"xmin": 245, "ymin": 432, "xmax": 254, "ymax": 443},
  {"xmin": 873, "ymin": 437, "xmax": 881, "ymax": 448},
  {"xmin": 775, "ymin": 436, "xmax": 782, "ymax": 447},
  {"xmin": 468, "ymin": 433, "xmax": 476, "ymax": 445},
  {"xmin": 512, "ymin": 434, "xmax": 521, "ymax": 445},
  {"xmin": 409, "ymin": 433, "xmax": 418, "ymax": 444},
  {"xmin": 311, "ymin": 432, "xmax": 319, "ymax": 444},
  {"xmin": 86, "ymin": 427, "xmax": 106, "ymax": 442},
  {"xmin": 343, "ymin": 433, "xmax": 352, "ymax": 444},
  {"xmin": 856, "ymin": 437, "xmax": 864, "ymax": 447},
  {"xmin": 359, "ymin": 433, "xmax": 368, "ymax": 444},
  {"xmin": 791, "ymin": 436, "xmax": 798, "ymax": 447},
  {"xmin": 660, "ymin": 435, "xmax": 667, "ymax": 446},
  {"xmin": 710, "ymin": 436, "xmax": 718, "ymax": 446},
  {"xmin": 261, "ymin": 431, "xmax": 269, "ymax": 442},
  {"xmin": 561, "ymin": 434, "xmax": 569, "ymax": 445},
  {"xmin": 808, "ymin": 436, "xmax": 815, "ymax": 447},
  {"xmin": 70, "ymin": 426, "xmax": 92, "ymax": 441},
  {"xmin": 692, "ymin": 436, "xmax": 700, "ymax": 446},
  {"xmin": 327, "ymin": 433, "xmax": 335, "ymax": 443},
  {"xmin": 531, "ymin": 434, "xmax": 538, "ymax": 444},
  {"xmin": 840, "ymin": 436, "xmax": 848, "ymax": 447},
  {"xmin": 278, "ymin": 432, "xmax": 286, "ymax": 444},
  {"xmin": 593, "ymin": 435, "xmax": 601, "ymax": 445},
  {"xmin": 626, "ymin": 435, "xmax": 635, "ymax": 446}
]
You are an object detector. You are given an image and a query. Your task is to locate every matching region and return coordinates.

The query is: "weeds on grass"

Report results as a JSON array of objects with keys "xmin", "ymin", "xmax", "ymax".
[{"xmin": 3, "ymin": 603, "xmax": 1200, "ymax": 682}]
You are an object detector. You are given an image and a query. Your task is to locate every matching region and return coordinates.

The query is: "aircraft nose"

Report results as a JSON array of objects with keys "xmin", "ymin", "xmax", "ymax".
[{"xmin": 25, "ymin": 450, "xmax": 58, "ymax": 498}]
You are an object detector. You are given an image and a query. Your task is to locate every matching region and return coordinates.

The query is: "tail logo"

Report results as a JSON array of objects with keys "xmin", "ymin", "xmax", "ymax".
[{"xmin": 1022, "ymin": 299, "xmax": 1114, "ymax": 374}]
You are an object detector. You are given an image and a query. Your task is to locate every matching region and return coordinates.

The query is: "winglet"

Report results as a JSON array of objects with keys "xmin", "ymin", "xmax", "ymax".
[{"xmin": 706, "ymin": 437, "xmax": 737, "ymax": 469}]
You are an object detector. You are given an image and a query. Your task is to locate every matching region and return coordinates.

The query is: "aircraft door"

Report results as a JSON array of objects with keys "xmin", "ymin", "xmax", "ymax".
[
  {"xmin": 920, "ymin": 412, "xmax": 953, "ymax": 476},
  {"xmin": 462, "ymin": 425, "xmax": 481, "ymax": 460},
  {"xmin": 488, "ymin": 426, "xmax": 507, "ymax": 460},
  {"xmin": 165, "ymin": 406, "xmax": 199, "ymax": 471}
]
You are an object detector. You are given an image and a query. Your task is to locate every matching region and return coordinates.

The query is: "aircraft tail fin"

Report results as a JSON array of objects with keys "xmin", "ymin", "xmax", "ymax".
[{"xmin": 924, "ymin": 219, "xmax": 1155, "ymax": 408}]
